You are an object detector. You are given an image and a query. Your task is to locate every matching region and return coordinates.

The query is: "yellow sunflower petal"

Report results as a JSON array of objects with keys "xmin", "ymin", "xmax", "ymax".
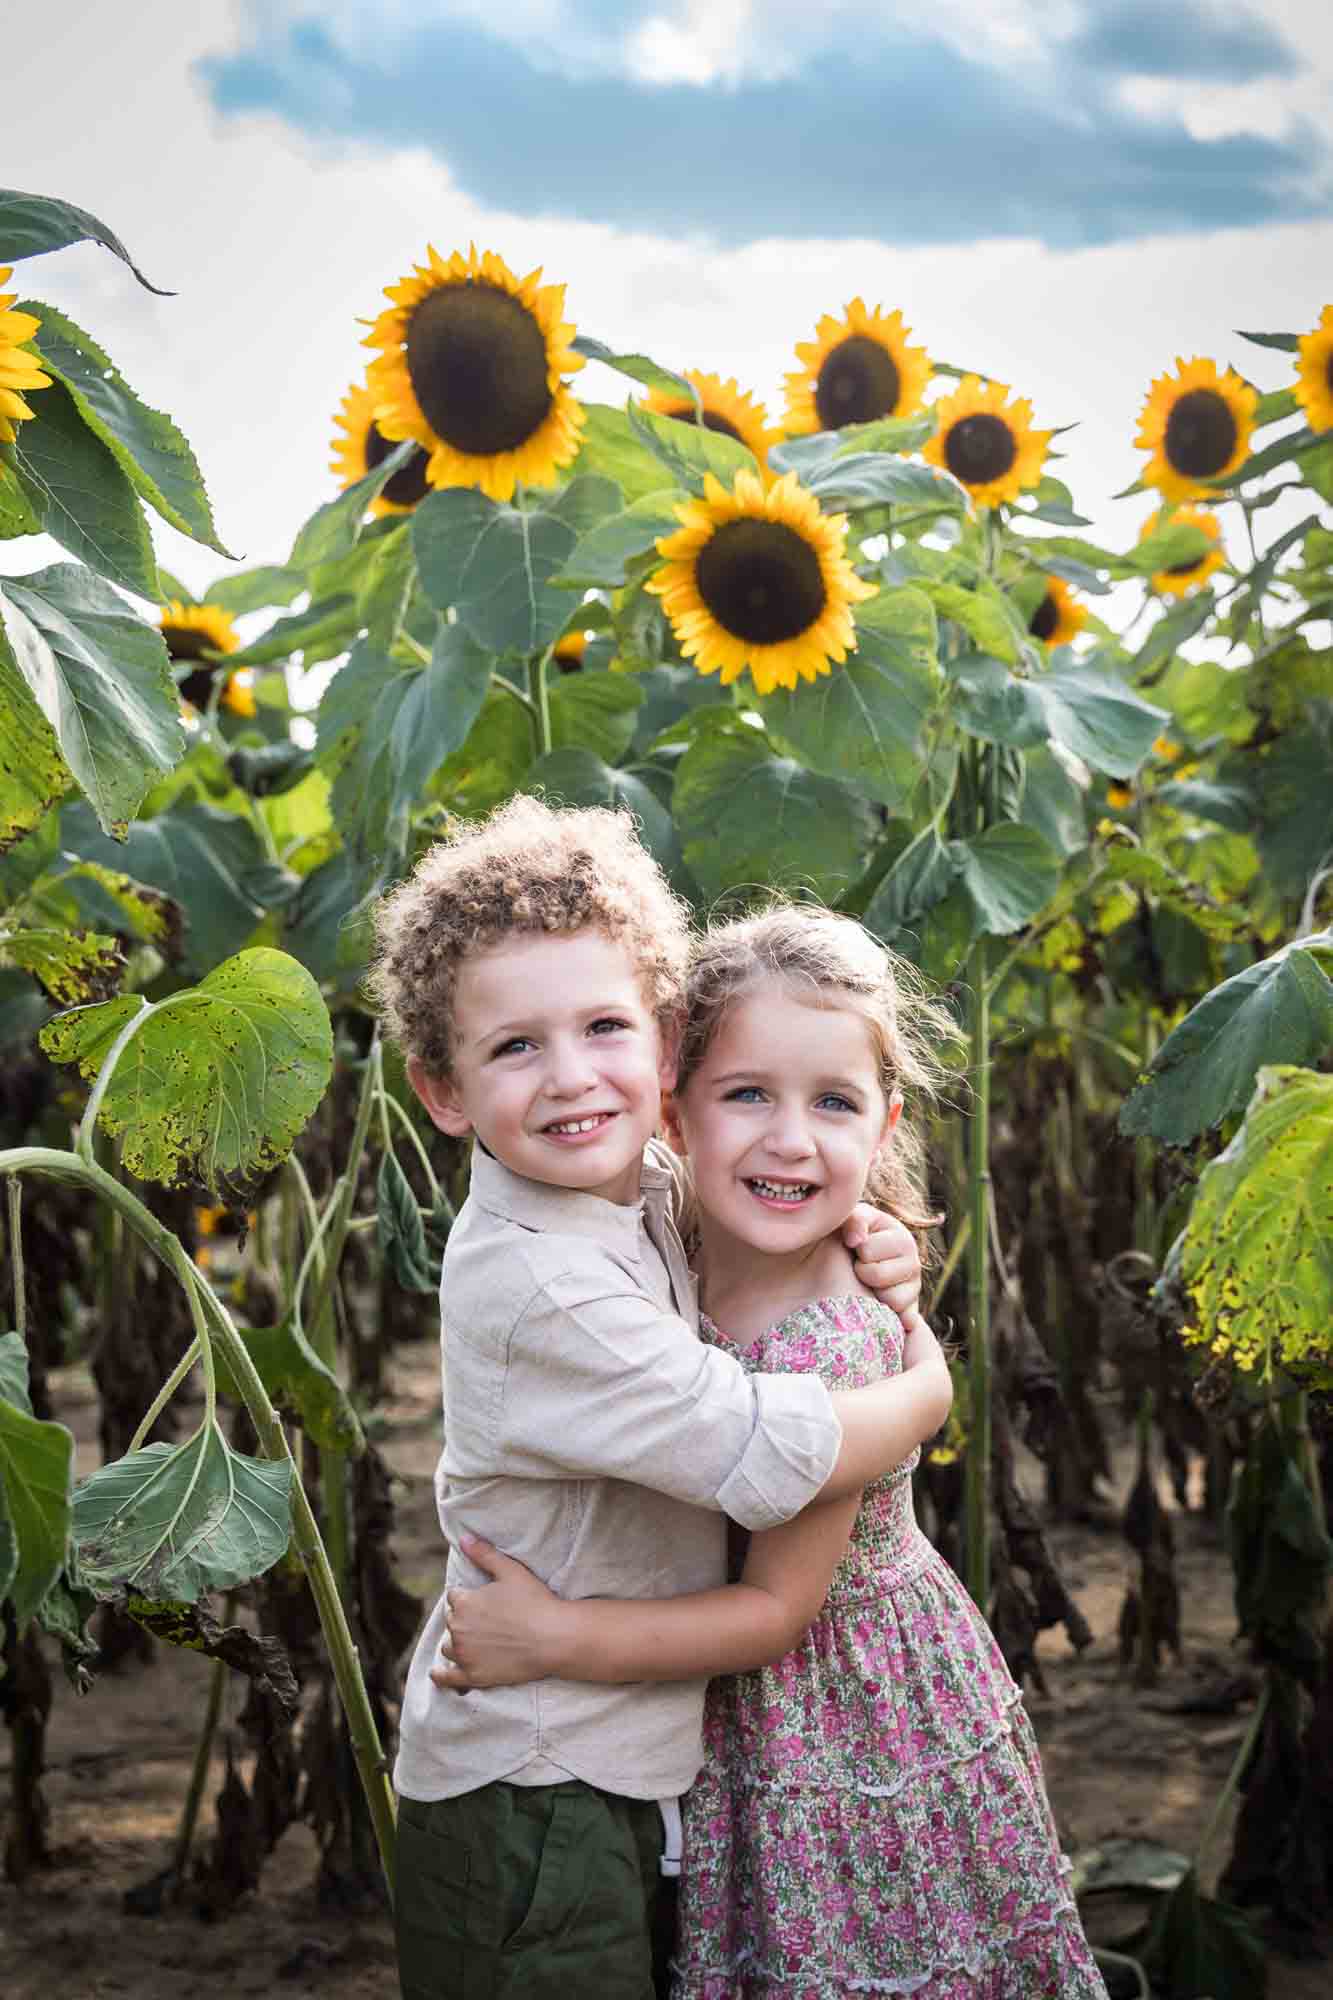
[
  {"xmin": 0, "ymin": 266, "xmax": 52, "ymax": 431},
  {"xmin": 1294, "ymin": 306, "xmax": 1333, "ymax": 434},
  {"xmin": 363, "ymin": 242, "xmax": 585, "ymax": 504},
  {"xmin": 784, "ymin": 298, "xmax": 932, "ymax": 436},
  {"xmin": 922, "ymin": 375, "xmax": 1051, "ymax": 508},
  {"xmin": 1139, "ymin": 504, "xmax": 1226, "ymax": 597},
  {"xmin": 642, "ymin": 369, "xmax": 779, "ymax": 470},
  {"xmin": 330, "ymin": 378, "xmax": 431, "ymax": 516},
  {"xmin": 1134, "ymin": 357, "xmax": 1256, "ymax": 501},
  {"xmin": 160, "ymin": 600, "xmax": 241, "ymax": 710},
  {"xmin": 1028, "ymin": 576, "xmax": 1088, "ymax": 648},
  {"xmin": 647, "ymin": 466, "xmax": 876, "ymax": 699}
]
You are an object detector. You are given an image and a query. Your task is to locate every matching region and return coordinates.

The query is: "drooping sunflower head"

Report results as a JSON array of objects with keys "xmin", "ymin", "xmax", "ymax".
[
  {"xmin": 553, "ymin": 629, "xmax": 588, "ymax": 673},
  {"xmin": 330, "ymin": 379, "xmax": 431, "ymax": 515},
  {"xmin": 1294, "ymin": 305, "xmax": 1333, "ymax": 434},
  {"xmin": 363, "ymin": 243, "xmax": 585, "ymax": 504},
  {"xmin": 159, "ymin": 599, "xmax": 248, "ymax": 713},
  {"xmin": 1140, "ymin": 504, "xmax": 1225, "ymax": 598},
  {"xmin": 642, "ymin": 369, "xmax": 778, "ymax": 468},
  {"xmin": 1135, "ymin": 357, "xmax": 1256, "ymax": 501},
  {"xmin": 1028, "ymin": 576, "xmax": 1088, "ymax": 649},
  {"xmin": 783, "ymin": 299, "xmax": 932, "ymax": 436},
  {"xmin": 922, "ymin": 375, "xmax": 1051, "ymax": 508},
  {"xmin": 0, "ymin": 266, "xmax": 52, "ymax": 444},
  {"xmin": 646, "ymin": 469, "xmax": 877, "ymax": 697}
]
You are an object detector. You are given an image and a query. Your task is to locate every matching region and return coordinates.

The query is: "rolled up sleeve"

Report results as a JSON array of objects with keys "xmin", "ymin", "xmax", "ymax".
[{"xmin": 499, "ymin": 1269, "xmax": 841, "ymax": 1529}]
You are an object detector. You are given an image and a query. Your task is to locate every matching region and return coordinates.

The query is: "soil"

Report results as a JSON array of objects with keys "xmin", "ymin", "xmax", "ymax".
[{"xmin": 2, "ymin": 1343, "xmax": 1328, "ymax": 1999}]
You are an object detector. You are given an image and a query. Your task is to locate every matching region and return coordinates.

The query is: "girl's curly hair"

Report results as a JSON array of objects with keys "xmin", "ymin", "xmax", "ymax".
[{"xmin": 366, "ymin": 794, "xmax": 691, "ymax": 1076}]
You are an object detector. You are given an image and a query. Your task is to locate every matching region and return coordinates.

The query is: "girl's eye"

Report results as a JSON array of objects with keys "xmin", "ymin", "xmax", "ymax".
[
  {"xmin": 588, "ymin": 1016, "xmax": 631, "ymax": 1036},
  {"xmin": 817, "ymin": 1093, "xmax": 857, "ymax": 1113},
  {"xmin": 724, "ymin": 1085, "xmax": 766, "ymax": 1103}
]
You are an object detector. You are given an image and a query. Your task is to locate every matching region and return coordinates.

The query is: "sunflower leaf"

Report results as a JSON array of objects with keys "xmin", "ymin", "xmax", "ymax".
[
  {"xmin": 759, "ymin": 586, "xmax": 940, "ymax": 809},
  {"xmin": 0, "ymin": 925, "xmax": 123, "ymax": 1007},
  {"xmin": 40, "ymin": 945, "xmax": 334, "ymax": 1200},
  {"xmin": 546, "ymin": 673, "xmax": 643, "ymax": 764},
  {"xmin": 226, "ymin": 594, "xmax": 358, "ymax": 668},
  {"xmin": 203, "ymin": 566, "xmax": 307, "ymax": 617},
  {"xmin": 289, "ymin": 440, "xmax": 417, "ymax": 571},
  {"xmin": 525, "ymin": 747, "xmax": 681, "ymax": 879},
  {"xmin": 1235, "ymin": 329, "xmax": 1299, "ymax": 353},
  {"xmin": 1035, "ymin": 662, "xmax": 1166, "ymax": 779},
  {"xmin": 0, "ymin": 1336, "xmax": 75, "ymax": 1628},
  {"xmin": 557, "ymin": 491, "xmax": 682, "ymax": 588},
  {"xmin": 571, "ymin": 405, "xmax": 678, "ymax": 505},
  {"xmin": 948, "ymin": 653, "xmax": 1049, "ymax": 748},
  {"xmin": 5, "ymin": 373, "xmax": 161, "ymax": 601},
  {"xmin": 916, "ymin": 578, "xmax": 1028, "ymax": 664},
  {"xmin": 674, "ymin": 725, "xmax": 877, "ymax": 903},
  {"xmin": 25, "ymin": 302, "xmax": 228, "ymax": 554},
  {"xmin": 0, "ymin": 190, "xmax": 170, "ymax": 293},
  {"xmin": 414, "ymin": 489, "xmax": 586, "ymax": 657},
  {"xmin": 0, "ymin": 564, "xmax": 184, "ymax": 839},
  {"xmin": 627, "ymin": 401, "xmax": 757, "ymax": 495},
  {"xmin": 953, "ymin": 823, "xmax": 1063, "ymax": 937},
  {"xmin": 0, "ymin": 633, "xmax": 71, "ymax": 854},
  {"xmin": 806, "ymin": 455, "xmax": 965, "ymax": 515},
  {"xmin": 572, "ymin": 336, "xmax": 696, "ymax": 405},
  {"xmin": 862, "ymin": 824, "xmax": 961, "ymax": 947}
]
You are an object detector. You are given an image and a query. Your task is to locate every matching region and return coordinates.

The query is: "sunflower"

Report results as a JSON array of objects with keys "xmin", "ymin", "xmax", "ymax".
[
  {"xmin": 642, "ymin": 369, "xmax": 777, "ymax": 467},
  {"xmin": 1294, "ymin": 306, "xmax": 1333, "ymax": 433},
  {"xmin": 553, "ymin": 630, "xmax": 587, "ymax": 672},
  {"xmin": 364, "ymin": 243, "xmax": 584, "ymax": 503},
  {"xmin": 647, "ymin": 469, "xmax": 876, "ymax": 696},
  {"xmin": 0, "ymin": 267, "xmax": 52, "ymax": 443},
  {"xmin": 1106, "ymin": 784, "xmax": 1134, "ymax": 810},
  {"xmin": 784, "ymin": 299, "xmax": 931, "ymax": 436},
  {"xmin": 922, "ymin": 376, "xmax": 1051, "ymax": 508},
  {"xmin": 1028, "ymin": 576, "xmax": 1087, "ymax": 648},
  {"xmin": 330, "ymin": 379, "xmax": 431, "ymax": 514},
  {"xmin": 159, "ymin": 599, "xmax": 252, "ymax": 715},
  {"xmin": 1135, "ymin": 357, "xmax": 1256, "ymax": 500},
  {"xmin": 1140, "ymin": 504, "xmax": 1225, "ymax": 597}
]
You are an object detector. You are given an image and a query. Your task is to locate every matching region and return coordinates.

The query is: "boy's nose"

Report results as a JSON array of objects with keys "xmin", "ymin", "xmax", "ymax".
[{"xmin": 544, "ymin": 1043, "xmax": 598, "ymax": 1096}]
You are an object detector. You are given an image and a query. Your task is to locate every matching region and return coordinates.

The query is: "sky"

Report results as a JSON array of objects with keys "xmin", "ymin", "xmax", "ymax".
[{"xmin": 4, "ymin": 0, "xmax": 1331, "ymax": 600}]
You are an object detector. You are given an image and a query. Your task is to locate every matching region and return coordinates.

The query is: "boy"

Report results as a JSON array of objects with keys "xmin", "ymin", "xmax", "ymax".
[{"xmin": 370, "ymin": 795, "xmax": 943, "ymax": 2000}]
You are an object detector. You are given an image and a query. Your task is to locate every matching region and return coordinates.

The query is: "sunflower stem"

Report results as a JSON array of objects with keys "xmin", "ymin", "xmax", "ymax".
[
  {"xmin": 962, "ymin": 739, "xmax": 996, "ymax": 1612},
  {"xmin": 5, "ymin": 1173, "xmax": 25, "ymax": 1340},
  {"xmin": 528, "ymin": 654, "xmax": 554, "ymax": 758}
]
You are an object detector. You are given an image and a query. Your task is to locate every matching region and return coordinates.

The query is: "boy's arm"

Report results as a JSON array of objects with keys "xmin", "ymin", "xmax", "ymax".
[
  {"xmin": 433, "ymin": 1495, "xmax": 861, "ymax": 1691},
  {"xmin": 823, "ymin": 1315, "xmax": 950, "ymax": 1497}
]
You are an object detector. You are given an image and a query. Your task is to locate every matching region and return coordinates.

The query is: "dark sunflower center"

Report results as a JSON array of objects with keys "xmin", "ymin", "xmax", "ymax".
[
  {"xmin": 405, "ymin": 281, "xmax": 552, "ymax": 457},
  {"xmin": 1163, "ymin": 389, "xmax": 1237, "ymax": 480},
  {"xmin": 943, "ymin": 413, "xmax": 1017, "ymax": 487},
  {"xmin": 814, "ymin": 335, "xmax": 901, "ymax": 429},
  {"xmin": 1029, "ymin": 594, "xmax": 1059, "ymax": 641},
  {"xmin": 365, "ymin": 420, "xmax": 431, "ymax": 506},
  {"xmin": 695, "ymin": 519, "xmax": 827, "ymax": 646},
  {"xmin": 659, "ymin": 400, "xmax": 745, "ymax": 444},
  {"xmin": 161, "ymin": 624, "xmax": 211, "ymax": 665}
]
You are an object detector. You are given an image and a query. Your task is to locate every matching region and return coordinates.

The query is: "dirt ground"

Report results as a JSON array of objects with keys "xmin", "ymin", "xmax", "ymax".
[{"xmin": 2, "ymin": 1343, "xmax": 1328, "ymax": 1999}]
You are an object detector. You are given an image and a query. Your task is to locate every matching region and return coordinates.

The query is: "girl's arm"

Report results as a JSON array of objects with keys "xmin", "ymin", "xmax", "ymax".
[{"xmin": 434, "ymin": 1491, "xmax": 860, "ymax": 1691}]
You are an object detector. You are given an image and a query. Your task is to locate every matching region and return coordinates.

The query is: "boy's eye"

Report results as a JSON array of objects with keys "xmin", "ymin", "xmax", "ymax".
[{"xmin": 491, "ymin": 1037, "xmax": 533, "ymax": 1058}]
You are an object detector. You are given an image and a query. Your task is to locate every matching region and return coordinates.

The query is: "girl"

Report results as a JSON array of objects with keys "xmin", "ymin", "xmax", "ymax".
[{"xmin": 438, "ymin": 905, "xmax": 1107, "ymax": 1998}]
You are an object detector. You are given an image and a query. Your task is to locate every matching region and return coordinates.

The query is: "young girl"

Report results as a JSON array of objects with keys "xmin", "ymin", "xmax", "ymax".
[{"xmin": 438, "ymin": 906, "xmax": 1107, "ymax": 1998}]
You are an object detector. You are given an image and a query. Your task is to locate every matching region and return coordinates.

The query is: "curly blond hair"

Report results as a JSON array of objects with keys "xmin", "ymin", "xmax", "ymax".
[
  {"xmin": 677, "ymin": 902, "xmax": 960, "ymax": 1249},
  {"xmin": 367, "ymin": 794, "xmax": 691, "ymax": 1075}
]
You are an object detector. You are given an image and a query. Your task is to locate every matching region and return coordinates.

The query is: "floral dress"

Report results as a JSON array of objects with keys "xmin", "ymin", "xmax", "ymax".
[{"xmin": 672, "ymin": 1296, "xmax": 1106, "ymax": 1999}]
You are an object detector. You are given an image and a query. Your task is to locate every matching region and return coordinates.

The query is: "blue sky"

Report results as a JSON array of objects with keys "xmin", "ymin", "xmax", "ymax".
[{"xmin": 202, "ymin": 0, "xmax": 1320, "ymax": 248}]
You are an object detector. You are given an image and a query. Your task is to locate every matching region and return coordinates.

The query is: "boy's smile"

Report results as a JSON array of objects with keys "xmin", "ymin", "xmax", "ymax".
[{"xmin": 410, "ymin": 928, "xmax": 676, "ymax": 1206}]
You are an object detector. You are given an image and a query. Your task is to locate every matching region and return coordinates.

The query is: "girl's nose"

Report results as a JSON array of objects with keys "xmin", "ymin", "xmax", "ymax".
[{"xmin": 765, "ymin": 1110, "xmax": 815, "ymax": 1159}]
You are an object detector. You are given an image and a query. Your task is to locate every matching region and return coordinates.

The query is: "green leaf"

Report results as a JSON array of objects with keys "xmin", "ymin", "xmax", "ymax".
[
  {"xmin": 948, "ymin": 652, "xmax": 1049, "ymax": 748},
  {"xmin": 227, "ymin": 741, "xmax": 316, "ymax": 799},
  {"xmin": 571, "ymin": 335, "xmax": 696, "ymax": 402},
  {"xmin": 918, "ymin": 578, "xmax": 1026, "ymax": 663},
  {"xmin": 0, "ymin": 462, "xmax": 41, "ymax": 537},
  {"xmin": 288, "ymin": 439, "xmax": 417, "ymax": 571},
  {"xmin": 0, "ymin": 563, "xmax": 184, "ymax": 836},
  {"xmin": 5, "ymin": 373, "xmax": 160, "ymax": 600},
  {"xmin": 0, "ymin": 924, "xmax": 122, "ymax": 1005},
  {"xmin": 674, "ymin": 723, "xmax": 876, "ymax": 902},
  {"xmin": 759, "ymin": 585, "xmax": 940, "ymax": 808},
  {"xmin": 806, "ymin": 454, "xmax": 965, "ymax": 514},
  {"xmin": 377, "ymin": 1150, "xmax": 436, "ymax": 1294},
  {"xmin": 430, "ymin": 684, "xmax": 535, "ymax": 819},
  {"xmin": 1225, "ymin": 1412, "xmax": 1333, "ymax": 1674},
  {"xmin": 770, "ymin": 414, "xmax": 937, "ymax": 483},
  {"xmin": 414, "ymin": 488, "xmax": 585, "ymax": 656},
  {"xmin": 1180, "ymin": 1067, "xmax": 1333, "ymax": 1389},
  {"xmin": 557, "ymin": 490, "xmax": 681, "ymax": 587},
  {"xmin": 0, "ymin": 189, "xmax": 169, "ymax": 292},
  {"xmin": 524, "ymin": 747, "xmax": 680, "ymax": 882},
  {"xmin": 226, "ymin": 594, "xmax": 358, "ymax": 669},
  {"xmin": 627, "ymin": 401, "xmax": 757, "ymax": 493},
  {"xmin": 1124, "ymin": 521, "xmax": 1216, "ymax": 576},
  {"xmin": 358, "ymin": 522, "xmax": 416, "ymax": 651},
  {"xmin": 863, "ymin": 825, "xmax": 961, "ymax": 945},
  {"xmin": 61, "ymin": 799, "xmax": 292, "ymax": 976},
  {"xmin": 214, "ymin": 1319, "xmax": 363, "ymax": 1454},
  {"xmin": 72, "ymin": 1428, "xmax": 292, "ymax": 1602},
  {"xmin": 1036, "ymin": 662, "xmax": 1166, "ymax": 779},
  {"xmin": 282, "ymin": 843, "xmax": 380, "ymax": 985},
  {"xmin": 1236, "ymin": 329, "xmax": 1299, "ymax": 353},
  {"xmin": 0, "ymin": 639, "xmax": 70, "ymax": 853},
  {"xmin": 0, "ymin": 1331, "xmax": 74, "ymax": 1626},
  {"xmin": 203, "ymin": 566, "xmax": 307, "ymax": 617},
  {"xmin": 27, "ymin": 302, "xmax": 226, "ymax": 553},
  {"xmin": 571, "ymin": 404, "xmax": 677, "ymax": 505},
  {"xmin": 955, "ymin": 823, "xmax": 1063, "ymax": 935},
  {"xmin": 1142, "ymin": 1865, "xmax": 1267, "ymax": 2000},
  {"xmin": 1095, "ymin": 842, "xmax": 1243, "ymax": 939},
  {"xmin": 1120, "ymin": 936, "xmax": 1333, "ymax": 1143},
  {"xmin": 547, "ymin": 671, "xmax": 643, "ymax": 763},
  {"xmin": 41, "ymin": 946, "xmax": 334, "ymax": 1202}
]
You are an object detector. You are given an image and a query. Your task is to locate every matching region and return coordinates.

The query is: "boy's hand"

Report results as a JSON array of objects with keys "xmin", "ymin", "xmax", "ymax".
[
  {"xmin": 431, "ymin": 1533, "xmax": 570, "ymax": 1693},
  {"xmin": 843, "ymin": 1205, "xmax": 922, "ymax": 1317}
]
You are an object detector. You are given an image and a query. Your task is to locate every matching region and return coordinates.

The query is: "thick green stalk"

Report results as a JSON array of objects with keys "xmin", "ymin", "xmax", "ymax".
[
  {"xmin": 5, "ymin": 1173, "xmax": 25, "ymax": 1336},
  {"xmin": 0, "ymin": 1145, "xmax": 397, "ymax": 1891},
  {"xmin": 964, "ymin": 918, "xmax": 992, "ymax": 1610},
  {"xmin": 528, "ymin": 653, "xmax": 554, "ymax": 758},
  {"xmin": 173, "ymin": 1651, "xmax": 228, "ymax": 1889}
]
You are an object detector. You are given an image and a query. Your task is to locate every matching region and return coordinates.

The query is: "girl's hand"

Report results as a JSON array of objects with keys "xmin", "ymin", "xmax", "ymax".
[
  {"xmin": 843, "ymin": 1205, "xmax": 921, "ymax": 1317},
  {"xmin": 430, "ymin": 1532, "xmax": 572, "ymax": 1693}
]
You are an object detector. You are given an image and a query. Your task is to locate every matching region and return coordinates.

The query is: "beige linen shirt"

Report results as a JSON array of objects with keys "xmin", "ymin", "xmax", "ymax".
[{"xmin": 394, "ymin": 1140, "xmax": 843, "ymax": 1802}]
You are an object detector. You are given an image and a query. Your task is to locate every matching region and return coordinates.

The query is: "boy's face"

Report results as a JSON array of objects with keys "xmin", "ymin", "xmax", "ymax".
[{"xmin": 409, "ymin": 927, "xmax": 676, "ymax": 1206}]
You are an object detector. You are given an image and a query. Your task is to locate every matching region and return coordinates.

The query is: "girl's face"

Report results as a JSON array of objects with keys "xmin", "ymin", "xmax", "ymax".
[{"xmin": 673, "ymin": 980, "xmax": 900, "ymax": 1257}]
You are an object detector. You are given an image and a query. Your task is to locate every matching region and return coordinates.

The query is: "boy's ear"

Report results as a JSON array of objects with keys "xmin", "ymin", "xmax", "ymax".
[
  {"xmin": 656, "ymin": 1019, "xmax": 681, "ymax": 1095},
  {"xmin": 660, "ymin": 1091, "xmax": 687, "ymax": 1156},
  {"xmin": 407, "ymin": 1057, "xmax": 473, "ymax": 1138}
]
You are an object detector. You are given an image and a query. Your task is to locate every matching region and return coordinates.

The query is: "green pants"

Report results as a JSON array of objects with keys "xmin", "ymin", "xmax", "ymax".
[{"xmin": 395, "ymin": 1779, "xmax": 673, "ymax": 2000}]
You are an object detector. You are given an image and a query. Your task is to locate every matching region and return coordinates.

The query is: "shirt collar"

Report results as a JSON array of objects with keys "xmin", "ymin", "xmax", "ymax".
[{"xmin": 466, "ymin": 1140, "xmax": 672, "ymax": 1254}]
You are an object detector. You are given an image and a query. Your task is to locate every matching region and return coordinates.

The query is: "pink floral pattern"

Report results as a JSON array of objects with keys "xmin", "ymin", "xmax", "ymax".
[{"xmin": 672, "ymin": 1296, "xmax": 1106, "ymax": 1999}]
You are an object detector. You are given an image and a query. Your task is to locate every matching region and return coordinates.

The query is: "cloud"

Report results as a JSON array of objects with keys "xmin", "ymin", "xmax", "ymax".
[{"xmin": 199, "ymin": 2, "xmax": 1325, "ymax": 249}]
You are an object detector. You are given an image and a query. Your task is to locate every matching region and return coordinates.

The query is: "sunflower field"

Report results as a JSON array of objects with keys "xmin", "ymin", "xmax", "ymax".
[{"xmin": 2, "ymin": 184, "xmax": 1333, "ymax": 1996}]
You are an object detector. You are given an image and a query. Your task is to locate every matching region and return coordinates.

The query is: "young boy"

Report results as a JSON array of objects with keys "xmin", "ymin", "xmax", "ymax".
[{"xmin": 369, "ymin": 795, "xmax": 945, "ymax": 2000}]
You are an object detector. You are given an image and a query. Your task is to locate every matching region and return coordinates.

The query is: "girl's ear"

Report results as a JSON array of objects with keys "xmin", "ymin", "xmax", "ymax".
[
  {"xmin": 407, "ymin": 1057, "xmax": 473, "ymax": 1138},
  {"xmin": 880, "ymin": 1088, "xmax": 904, "ymax": 1148}
]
